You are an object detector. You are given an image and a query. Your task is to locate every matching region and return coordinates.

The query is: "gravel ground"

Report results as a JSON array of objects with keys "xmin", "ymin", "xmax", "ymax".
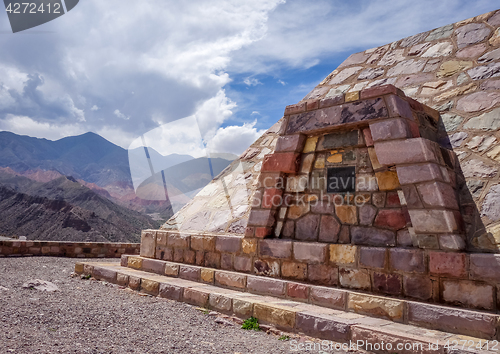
[{"xmin": 0, "ymin": 257, "xmax": 369, "ymax": 354}]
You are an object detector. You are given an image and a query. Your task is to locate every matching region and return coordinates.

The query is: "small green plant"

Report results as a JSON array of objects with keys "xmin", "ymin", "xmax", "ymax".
[
  {"xmin": 203, "ymin": 309, "xmax": 210, "ymax": 315},
  {"xmin": 278, "ymin": 335, "xmax": 290, "ymax": 341},
  {"xmin": 82, "ymin": 274, "xmax": 91, "ymax": 280},
  {"xmin": 241, "ymin": 316, "xmax": 260, "ymax": 331}
]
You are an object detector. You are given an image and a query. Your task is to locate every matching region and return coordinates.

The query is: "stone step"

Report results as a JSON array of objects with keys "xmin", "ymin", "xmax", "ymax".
[{"xmin": 75, "ymin": 261, "xmax": 500, "ymax": 354}]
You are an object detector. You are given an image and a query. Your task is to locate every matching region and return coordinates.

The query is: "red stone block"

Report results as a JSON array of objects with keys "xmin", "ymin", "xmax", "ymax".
[
  {"xmin": 310, "ymin": 286, "xmax": 346, "ymax": 309},
  {"xmin": 215, "ymin": 236, "xmax": 241, "ymax": 253},
  {"xmin": 373, "ymin": 272, "xmax": 402, "ymax": 295},
  {"xmin": 287, "ymin": 283, "xmax": 309, "ymax": 299},
  {"xmin": 262, "ymin": 152, "xmax": 300, "ymax": 174},
  {"xmin": 362, "ymin": 128, "xmax": 374, "ymax": 147},
  {"xmin": 258, "ymin": 172, "xmax": 284, "ymax": 188},
  {"xmin": 374, "ymin": 209, "xmax": 407, "ymax": 230},
  {"xmin": 429, "ymin": 252, "xmax": 467, "ymax": 278},
  {"xmin": 359, "ymin": 247, "xmax": 386, "ymax": 269},
  {"xmin": 204, "ymin": 252, "xmax": 221, "ymax": 268},
  {"xmin": 385, "ymin": 94, "xmax": 414, "ymax": 120},
  {"xmin": 275, "ymin": 134, "xmax": 306, "ymax": 153},
  {"xmin": 407, "ymin": 97, "xmax": 424, "ymax": 112},
  {"xmin": 244, "ymin": 227, "xmax": 254, "ymax": 237},
  {"xmin": 385, "ymin": 191, "xmax": 401, "ymax": 207},
  {"xmin": 396, "ymin": 163, "xmax": 444, "ymax": 185},
  {"xmin": 408, "ymin": 120, "xmax": 421, "ymax": 138},
  {"xmin": 470, "ymin": 254, "xmax": 500, "ymax": 281},
  {"xmin": 179, "ymin": 265, "xmax": 200, "ymax": 281},
  {"xmin": 306, "ymin": 99, "xmax": 319, "ymax": 111},
  {"xmin": 307, "ymin": 264, "xmax": 338, "ymax": 286},
  {"xmin": 293, "ymin": 242, "xmax": 327, "ymax": 263},
  {"xmin": 255, "ymin": 227, "xmax": 272, "ymax": 238},
  {"xmin": 259, "ymin": 239, "xmax": 292, "ymax": 259},
  {"xmin": 390, "ymin": 249, "xmax": 425, "ymax": 273},
  {"xmin": 374, "ymin": 138, "xmax": 441, "ymax": 165},
  {"xmin": 369, "ymin": 118, "xmax": 411, "ymax": 142},
  {"xmin": 262, "ymin": 188, "xmax": 283, "ymax": 209},
  {"xmin": 417, "ymin": 181, "xmax": 459, "ymax": 210},
  {"xmin": 284, "ymin": 102, "xmax": 306, "ymax": 115},
  {"xmin": 220, "ymin": 253, "xmax": 233, "ymax": 270},
  {"xmin": 360, "ymin": 84, "xmax": 402, "ymax": 100},
  {"xmin": 319, "ymin": 94, "xmax": 344, "ymax": 109},
  {"xmin": 403, "ymin": 275, "xmax": 433, "ymax": 300},
  {"xmin": 234, "ymin": 256, "xmax": 252, "ymax": 272},
  {"xmin": 247, "ymin": 276, "xmax": 286, "ymax": 296}
]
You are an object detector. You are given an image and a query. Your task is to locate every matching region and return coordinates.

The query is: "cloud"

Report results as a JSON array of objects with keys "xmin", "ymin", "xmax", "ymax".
[
  {"xmin": 277, "ymin": 80, "xmax": 286, "ymax": 86},
  {"xmin": 0, "ymin": 114, "xmax": 85, "ymax": 140},
  {"xmin": 207, "ymin": 120, "xmax": 266, "ymax": 155},
  {"xmin": 243, "ymin": 77, "xmax": 262, "ymax": 86},
  {"xmin": 114, "ymin": 109, "xmax": 129, "ymax": 120},
  {"xmin": 91, "ymin": 105, "xmax": 99, "ymax": 111}
]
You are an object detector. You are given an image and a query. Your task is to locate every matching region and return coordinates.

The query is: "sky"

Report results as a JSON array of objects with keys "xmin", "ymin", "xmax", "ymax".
[{"xmin": 0, "ymin": 0, "xmax": 499, "ymax": 158}]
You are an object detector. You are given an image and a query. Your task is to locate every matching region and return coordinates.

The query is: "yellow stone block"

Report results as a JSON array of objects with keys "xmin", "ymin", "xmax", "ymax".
[
  {"xmin": 335, "ymin": 205, "xmax": 358, "ymax": 224},
  {"xmin": 254, "ymin": 303, "xmax": 296, "ymax": 329},
  {"xmin": 74, "ymin": 263, "xmax": 84, "ymax": 274},
  {"xmin": 487, "ymin": 146, "xmax": 500, "ymax": 162},
  {"xmin": 201, "ymin": 268, "xmax": 215, "ymax": 283},
  {"xmin": 490, "ymin": 28, "xmax": 500, "ymax": 46},
  {"xmin": 128, "ymin": 257, "xmax": 143, "ymax": 270},
  {"xmin": 375, "ymin": 171, "xmax": 400, "ymax": 191},
  {"xmin": 437, "ymin": 61, "xmax": 473, "ymax": 78},
  {"xmin": 288, "ymin": 204, "xmax": 310, "ymax": 220},
  {"xmin": 345, "ymin": 91, "xmax": 360, "ymax": 102},
  {"xmin": 330, "ymin": 244, "xmax": 357, "ymax": 264},
  {"xmin": 141, "ymin": 279, "xmax": 159, "ymax": 295},
  {"xmin": 435, "ymin": 83, "xmax": 476, "ymax": 102},
  {"xmin": 327, "ymin": 150, "xmax": 343, "ymax": 163},
  {"xmin": 367, "ymin": 147, "xmax": 383, "ymax": 170},
  {"xmin": 303, "ymin": 136, "xmax": 318, "ymax": 153},
  {"xmin": 314, "ymin": 156, "xmax": 325, "ymax": 169},
  {"xmin": 242, "ymin": 239, "xmax": 257, "ymax": 254},
  {"xmin": 348, "ymin": 294, "xmax": 404, "ymax": 322}
]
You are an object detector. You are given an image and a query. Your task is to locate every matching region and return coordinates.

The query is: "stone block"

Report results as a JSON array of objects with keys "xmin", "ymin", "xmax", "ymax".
[
  {"xmin": 92, "ymin": 267, "xmax": 117, "ymax": 283},
  {"xmin": 281, "ymin": 261, "xmax": 307, "ymax": 280},
  {"xmin": 417, "ymin": 181, "xmax": 458, "ymax": 210},
  {"xmin": 300, "ymin": 153, "xmax": 315, "ymax": 174},
  {"xmin": 215, "ymin": 236, "xmax": 241, "ymax": 253},
  {"xmin": 155, "ymin": 246, "xmax": 173, "ymax": 261},
  {"xmin": 261, "ymin": 188, "xmax": 283, "ymax": 209},
  {"xmin": 287, "ymin": 203, "xmax": 310, "ymax": 219},
  {"xmin": 429, "ymin": 252, "xmax": 467, "ymax": 278},
  {"xmin": 258, "ymin": 172, "xmax": 284, "ymax": 188},
  {"xmin": 156, "ymin": 230, "xmax": 168, "ymax": 246},
  {"xmin": 140, "ymin": 230, "xmax": 156, "ymax": 258},
  {"xmin": 438, "ymin": 234, "xmax": 465, "ymax": 251},
  {"xmin": 442, "ymin": 280, "xmax": 494, "ymax": 310},
  {"xmin": 330, "ymin": 244, "xmax": 357, "ymax": 264},
  {"xmin": 215, "ymin": 272, "xmax": 246, "ymax": 289},
  {"xmin": 261, "ymin": 152, "xmax": 300, "ymax": 173},
  {"xmin": 319, "ymin": 94, "xmax": 344, "ymax": 109},
  {"xmin": 370, "ymin": 118, "xmax": 411, "ymax": 142},
  {"xmin": 318, "ymin": 215, "xmax": 340, "ymax": 242},
  {"xmin": 234, "ymin": 256, "xmax": 252, "ymax": 272},
  {"xmin": 190, "ymin": 236, "xmax": 215, "ymax": 252},
  {"xmin": 359, "ymin": 204, "xmax": 377, "ymax": 226},
  {"xmin": 396, "ymin": 163, "xmax": 443, "ymax": 184},
  {"xmin": 275, "ymin": 134, "xmax": 306, "ymax": 152},
  {"xmin": 307, "ymin": 264, "xmax": 338, "ymax": 286},
  {"xmin": 408, "ymin": 210, "xmax": 458, "ymax": 233},
  {"xmin": 232, "ymin": 298, "xmax": 254, "ymax": 318},
  {"xmin": 259, "ymin": 239, "xmax": 292, "ymax": 259},
  {"xmin": 165, "ymin": 263, "xmax": 179, "ymax": 276},
  {"xmin": 470, "ymin": 254, "xmax": 500, "ymax": 281},
  {"xmin": 295, "ymin": 312, "xmax": 350, "ymax": 342},
  {"xmin": 374, "ymin": 209, "xmax": 406, "ymax": 230},
  {"xmin": 293, "ymin": 242, "xmax": 327, "ymax": 263},
  {"xmin": 116, "ymin": 273, "xmax": 129, "ymax": 287},
  {"xmin": 360, "ymin": 84, "xmax": 401, "ymax": 100},
  {"xmin": 254, "ymin": 303, "xmax": 296, "ymax": 329},
  {"xmin": 359, "ymin": 247, "xmax": 386, "ymax": 269},
  {"xmin": 339, "ymin": 268, "xmax": 371, "ymax": 290},
  {"xmin": 335, "ymin": 205, "xmax": 358, "ymax": 224},
  {"xmin": 247, "ymin": 276, "xmax": 286, "ymax": 296},
  {"xmin": 284, "ymin": 102, "xmax": 306, "ymax": 115},
  {"xmin": 140, "ymin": 258, "xmax": 165, "ymax": 274},
  {"xmin": 254, "ymin": 259, "xmax": 280, "ymax": 277},
  {"xmin": 141, "ymin": 279, "xmax": 159, "ymax": 295},
  {"xmin": 407, "ymin": 302, "xmax": 497, "ymax": 339},
  {"xmin": 295, "ymin": 214, "xmax": 320, "ymax": 241},
  {"xmin": 183, "ymin": 288, "xmax": 209, "ymax": 307},
  {"xmin": 201, "ymin": 268, "xmax": 214, "ymax": 283},
  {"xmin": 209, "ymin": 293, "xmax": 232, "ymax": 313},
  {"xmin": 287, "ymin": 283, "xmax": 309, "ymax": 300},
  {"xmin": 404, "ymin": 275, "xmax": 433, "ymax": 301},
  {"xmin": 373, "ymin": 272, "xmax": 402, "ymax": 295},
  {"xmin": 303, "ymin": 136, "xmax": 318, "ymax": 153},
  {"xmin": 247, "ymin": 209, "xmax": 275, "ymax": 227},
  {"xmin": 348, "ymin": 293, "xmax": 404, "ymax": 322},
  {"xmin": 128, "ymin": 276, "xmax": 140, "ymax": 290},
  {"xmin": 310, "ymin": 286, "xmax": 346, "ymax": 310},
  {"xmin": 386, "ymin": 191, "xmax": 401, "ymax": 207},
  {"xmin": 389, "ymin": 249, "xmax": 425, "ymax": 273},
  {"xmin": 385, "ymin": 94, "xmax": 414, "ymax": 120},
  {"xmin": 374, "ymin": 138, "xmax": 441, "ymax": 165},
  {"xmin": 363, "ymin": 127, "xmax": 374, "ymax": 147},
  {"xmin": 401, "ymin": 185, "xmax": 423, "ymax": 208},
  {"xmin": 167, "ymin": 233, "xmax": 189, "ymax": 249},
  {"xmin": 375, "ymin": 171, "xmax": 400, "ymax": 191},
  {"xmin": 220, "ymin": 253, "xmax": 233, "ymax": 270},
  {"xmin": 351, "ymin": 226, "xmax": 396, "ymax": 247},
  {"xmin": 242, "ymin": 239, "xmax": 257, "ymax": 254},
  {"xmin": 127, "ymin": 256, "xmax": 143, "ymax": 270},
  {"xmin": 320, "ymin": 130, "xmax": 360, "ymax": 150},
  {"xmin": 179, "ymin": 265, "xmax": 201, "ymax": 281}
]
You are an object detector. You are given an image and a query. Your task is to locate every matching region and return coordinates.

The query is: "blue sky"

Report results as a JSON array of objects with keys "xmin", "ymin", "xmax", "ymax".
[{"xmin": 0, "ymin": 0, "xmax": 499, "ymax": 157}]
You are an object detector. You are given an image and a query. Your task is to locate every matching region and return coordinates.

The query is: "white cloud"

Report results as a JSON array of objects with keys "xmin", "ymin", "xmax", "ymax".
[
  {"xmin": 91, "ymin": 105, "xmax": 99, "ymax": 111},
  {"xmin": 278, "ymin": 80, "xmax": 286, "ymax": 86},
  {"xmin": 243, "ymin": 77, "xmax": 262, "ymax": 86},
  {"xmin": 0, "ymin": 115, "xmax": 85, "ymax": 140},
  {"xmin": 207, "ymin": 121, "xmax": 266, "ymax": 155},
  {"xmin": 113, "ymin": 109, "xmax": 129, "ymax": 120}
]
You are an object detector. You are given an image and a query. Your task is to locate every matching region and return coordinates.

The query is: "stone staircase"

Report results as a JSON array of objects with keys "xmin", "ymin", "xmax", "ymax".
[{"xmin": 75, "ymin": 256, "xmax": 500, "ymax": 353}]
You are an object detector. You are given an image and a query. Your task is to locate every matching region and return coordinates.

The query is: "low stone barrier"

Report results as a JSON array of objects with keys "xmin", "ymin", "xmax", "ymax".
[{"xmin": 0, "ymin": 240, "xmax": 140, "ymax": 258}]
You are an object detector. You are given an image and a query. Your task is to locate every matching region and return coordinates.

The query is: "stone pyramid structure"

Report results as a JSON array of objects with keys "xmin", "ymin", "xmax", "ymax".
[{"xmin": 78, "ymin": 9, "xmax": 500, "ymax": 345}]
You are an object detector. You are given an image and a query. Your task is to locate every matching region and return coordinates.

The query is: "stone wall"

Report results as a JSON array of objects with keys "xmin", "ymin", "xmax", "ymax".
[
  {"xmin": 140, "ymin": 229, "xmax": 500, "ymax": 313},
  {"xmin": 303, "ymin": 9, "xmax": 500, "ymax": 250},
  {"xmin": 0, "ymin": 240, "xmax": 140, "ymax": 258}
]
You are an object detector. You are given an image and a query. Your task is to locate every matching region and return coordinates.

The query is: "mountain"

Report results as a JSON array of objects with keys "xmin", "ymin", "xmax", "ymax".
[{"xmin": 0, "ymin": 171, "xmax": 160, "ymax": 242}]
